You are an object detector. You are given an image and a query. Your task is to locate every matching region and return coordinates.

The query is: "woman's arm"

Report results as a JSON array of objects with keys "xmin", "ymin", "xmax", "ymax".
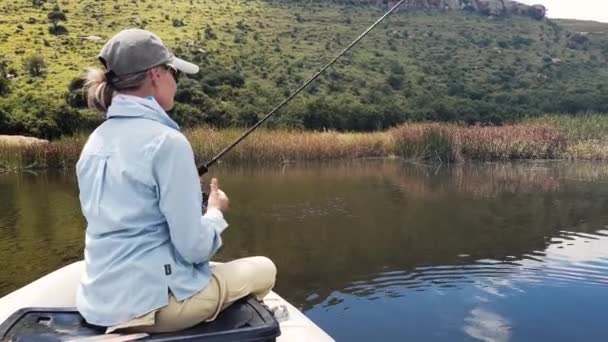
[{"xmin": 153, "ymin": 132, "xmax": 228, "ymax": 264}]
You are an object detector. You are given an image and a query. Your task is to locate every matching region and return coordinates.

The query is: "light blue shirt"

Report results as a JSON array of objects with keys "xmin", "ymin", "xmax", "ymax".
[{"xmin": 75, "ymin": 94, "xmax": 228, "ymax": 327}]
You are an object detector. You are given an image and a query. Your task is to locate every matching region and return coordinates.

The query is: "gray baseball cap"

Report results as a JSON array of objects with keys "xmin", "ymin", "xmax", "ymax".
[{"xmin": 99, "ymin": 28, "xmax": 199, "ymax": 76}]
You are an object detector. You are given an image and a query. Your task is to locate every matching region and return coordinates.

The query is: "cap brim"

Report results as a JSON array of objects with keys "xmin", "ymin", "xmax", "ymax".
[{"xmin": 168, "ymin": 56, "xmax": 199, "ymax": 74}]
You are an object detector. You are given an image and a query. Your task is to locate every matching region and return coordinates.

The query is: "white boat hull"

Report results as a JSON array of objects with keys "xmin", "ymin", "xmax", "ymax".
[{"xmin": 0, "ymin": 261, "xmax": 334, "ymax": 342}]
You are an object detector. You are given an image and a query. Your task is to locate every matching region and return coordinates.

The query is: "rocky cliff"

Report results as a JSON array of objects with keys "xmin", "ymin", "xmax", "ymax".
[{"xmin": 377, "ymin": 0, "xmax": 546, "ymax": 20}]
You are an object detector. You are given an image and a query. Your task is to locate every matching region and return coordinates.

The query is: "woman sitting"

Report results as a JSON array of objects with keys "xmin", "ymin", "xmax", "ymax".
[{"xmin": 76, "ymin": 28, "xmax": 276, "ymax": 333}]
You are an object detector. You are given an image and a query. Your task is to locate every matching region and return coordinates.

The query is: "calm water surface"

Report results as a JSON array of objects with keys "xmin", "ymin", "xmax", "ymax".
[{"xmin": 2, "ymin": 160, "xmax": 608, "ymax": 341}]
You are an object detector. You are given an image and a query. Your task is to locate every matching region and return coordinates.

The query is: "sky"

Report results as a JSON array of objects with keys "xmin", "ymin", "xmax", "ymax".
[{"xmin": 517, "ymin": 0, "xmax": 608, "ymax": 23}]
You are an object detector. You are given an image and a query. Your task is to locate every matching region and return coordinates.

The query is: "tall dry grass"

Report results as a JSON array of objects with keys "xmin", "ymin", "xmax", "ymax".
[
  {"xmin": 0, "ymin": 129, "xmax": 395, "ymax": 171},
  {"xmin": 390, "ymin": 123, "xmax": 566, "ymax": 162},
  {"xmin": 526, "ymin": 114, "xmax": 608, "ymax": 141},
  {"xmin": 185, "ymin": 127, "xmax": 394, "ymax": 164},
  {"xmin": 526, "ymin": 115, "xmax": 608, "ymax": 160},
  {"xmin": 0, "ymin": 134, "xmax": 86, "ymax": 172},
  {"xmin": 2, "ymin": 116, "xmax": 608, "ymax": 171}
]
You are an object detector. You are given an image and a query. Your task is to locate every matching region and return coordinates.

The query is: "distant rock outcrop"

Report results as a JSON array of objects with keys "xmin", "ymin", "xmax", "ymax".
[
  {"xmin": 528, "ymin": 4, "xmax": 547, "ymax": 20},
  {"xmin": 477, "ymin": 0, "xmax": 504, "ymax": 16},
  {"xmin": 378, "ymin": 0, "xmax": 547, "ymax": 20}
]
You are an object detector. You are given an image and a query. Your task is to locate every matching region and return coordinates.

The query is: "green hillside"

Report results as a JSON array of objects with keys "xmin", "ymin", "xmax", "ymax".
[{"xmin": 1, "ymin": 0, "xmax": 608, "ymax": 138}]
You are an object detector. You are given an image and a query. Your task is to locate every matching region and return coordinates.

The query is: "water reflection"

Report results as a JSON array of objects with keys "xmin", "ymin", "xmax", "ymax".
[
  {"xmin": 463, "ymin": 308, "xmax": 511, "ymax": 342},
  {"xmin": 0, "ymin": 171, "xmax": 84, "ymax": 295},
  {"xmin": 233, "ymin": 162, "xmax": 608, "ymax": 310},
  {"xmin": 3, "ymin": 161, "xmax": 608, "ymax": 341}
]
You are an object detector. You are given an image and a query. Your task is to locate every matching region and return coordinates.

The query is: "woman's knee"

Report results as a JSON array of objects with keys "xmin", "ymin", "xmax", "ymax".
[
  {"xmin": 245, "ymin": 256, "xmax": 276, "ymax": 292},
  {"xmin": 255, "ymin": 256, "xmax": 277, "ymax": 284},
  {"xmin": 217, "ymin": 256, "xmax": 277, "ymax": 295}
]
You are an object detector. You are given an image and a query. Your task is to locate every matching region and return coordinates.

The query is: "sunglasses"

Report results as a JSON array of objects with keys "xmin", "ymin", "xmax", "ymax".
[{"xmin": 164, "ymin": 64, "xmax": 180, "ymax": 83}]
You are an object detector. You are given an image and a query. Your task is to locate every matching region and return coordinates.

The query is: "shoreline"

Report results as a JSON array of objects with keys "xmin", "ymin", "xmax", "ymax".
[{"xmin": 1, "ymin": 117, "xmax": 608, "ymax": 172}]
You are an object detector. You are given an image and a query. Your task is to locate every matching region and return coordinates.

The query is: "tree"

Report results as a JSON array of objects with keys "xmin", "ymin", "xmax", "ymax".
[
  {"xmin": 0, "ymin": 76, "xmax": 9, "ymax": 96},
  {"xmin": 50, "ymin": 103, "xmax": 81, "ymax": 137},
  {"xmin": 0, "ymin": 58, "xmax": 9, "ymax": 96},
  {"xmin": 387, "ymin": 74, "xmax": 404, "ymax": 90},
  {"xmin": 0, "ymin": 106, "xmax": 10, "ymax": 134},
  {"xmin": 48, "ymin": 5, "xmax": 68, "ymax": 34},
  {"xmin": 65, "ymin": 77, "xmax": 87, "ymax": 108},
  {"xmin": 24, "ymin": 55, "xmax": 46, "ymax": 77}
]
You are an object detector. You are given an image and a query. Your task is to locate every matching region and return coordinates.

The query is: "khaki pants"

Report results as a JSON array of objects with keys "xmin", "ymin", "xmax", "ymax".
[{"xmin": 112, "ymin": 256, "xmax": 276, "ymax": 334}]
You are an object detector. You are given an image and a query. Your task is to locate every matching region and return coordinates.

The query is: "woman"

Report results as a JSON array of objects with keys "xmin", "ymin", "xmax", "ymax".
[{"xmin": 76, "ymin": 28, "xmax": 276, "ymax": 333}]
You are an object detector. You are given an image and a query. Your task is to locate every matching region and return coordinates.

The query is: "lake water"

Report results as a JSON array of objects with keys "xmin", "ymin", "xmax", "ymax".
[{"xmin": 2, "ymin": 160, "xmax": 608, "ymax": 341}]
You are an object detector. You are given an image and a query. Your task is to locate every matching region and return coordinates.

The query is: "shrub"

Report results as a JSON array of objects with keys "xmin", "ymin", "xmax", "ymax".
[
  {"xmin": 0, "ymin": 106, "xmax": 9, "ymax": 133},
  {"xmin": 24, "ymin": 55, "xmax": 46, "ymax": 77},
  {"xmin": 0, "ymin": 75, "xmax": 9, "ymax": 96},
  {"xmin": 172, "ymin": 18, "xmax": 185, "ymax": 27},
  {"xmin": 387, "ymin": 74, "xmax": 404, "ymax": 90},
  {"xmin": 204, "ymin": 27, "xmax": 217, "ymax": 40},
  {"xmin": 203, "ymin": 71, "xmax": 245, "ymax": 89},
  {"xmin": 65, "ymin": 77, "xmax": 87, "ymax": 108},
  {"xmin": 47, "ymin": 5, "xmax": 68, "ymax": 35}
]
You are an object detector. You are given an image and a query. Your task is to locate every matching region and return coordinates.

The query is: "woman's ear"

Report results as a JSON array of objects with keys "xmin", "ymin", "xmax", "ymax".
[{"xmin": 148, "ymin": 67, "xmax": 161, "ymax": 87}]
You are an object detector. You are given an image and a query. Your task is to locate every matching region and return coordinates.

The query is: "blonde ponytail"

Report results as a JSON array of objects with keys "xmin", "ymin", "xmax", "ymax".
[
  {"xmin": 84, "ymin": 67, "xmax": 150, "ymax": 113},
  {"xmin": 85, "ymin": 67, "xmax": 114, "ymax": 113}
]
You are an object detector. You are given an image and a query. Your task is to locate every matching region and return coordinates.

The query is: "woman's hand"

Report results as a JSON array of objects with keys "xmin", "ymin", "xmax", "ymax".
[{"xmin": 207, "ymin": 178, "xmax": 229, "ymax": 212}]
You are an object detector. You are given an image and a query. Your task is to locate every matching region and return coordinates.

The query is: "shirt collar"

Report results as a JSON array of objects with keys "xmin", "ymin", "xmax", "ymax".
[{"xmin": 106, "ymin": 94, "xmax": 180, "ymax": 131}]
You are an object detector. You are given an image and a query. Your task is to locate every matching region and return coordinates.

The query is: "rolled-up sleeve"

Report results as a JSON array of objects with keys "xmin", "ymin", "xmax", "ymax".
[{"xmin": 152, "ymin": 132, "xmax": 228, "ymax": 264}]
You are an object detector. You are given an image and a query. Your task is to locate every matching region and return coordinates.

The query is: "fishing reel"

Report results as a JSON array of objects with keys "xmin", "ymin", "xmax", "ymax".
[
  {"xmin": 200, "ymin": 164, "xmax": 209, "ymax": 212},
  {"xmin": 202, "ymin": 191, "xmax": 209, "ymax": 212}
]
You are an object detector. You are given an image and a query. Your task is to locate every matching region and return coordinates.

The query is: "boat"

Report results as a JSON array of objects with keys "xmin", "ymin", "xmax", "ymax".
[{"xmin": 0, "ymin": 261, "xmax": 334, "ymax": 341}]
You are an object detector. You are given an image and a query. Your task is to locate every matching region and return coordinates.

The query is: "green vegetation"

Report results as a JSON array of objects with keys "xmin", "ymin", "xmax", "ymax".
[
  {"xmin": 1, "ymin": 0, "xmax": 608, "ymax": 139},
  {"xmin": 47, "ymin": 4, "xmax": 68, "ymax": 35}
]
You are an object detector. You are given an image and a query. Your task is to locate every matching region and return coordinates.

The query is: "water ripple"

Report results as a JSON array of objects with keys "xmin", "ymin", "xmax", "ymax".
[{"xmin": 342, "ymin": 230, "xmax": 608, "ymax": 299}]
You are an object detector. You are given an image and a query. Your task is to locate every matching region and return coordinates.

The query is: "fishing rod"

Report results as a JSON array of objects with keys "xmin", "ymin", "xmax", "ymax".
[{"xmin": 198, "ymin": 0, "xmax": 406, "ymax": 177}]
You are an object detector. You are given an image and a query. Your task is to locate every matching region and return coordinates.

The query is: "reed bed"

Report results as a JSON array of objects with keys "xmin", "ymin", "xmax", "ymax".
[
  {"xmin": 2, "ymin": 115, "xmax": 608, "ymax": 171},
  {"xmin": 186, "ymin": 128, "xmax": 394, "ymax": 164},
  {"xmin": 526, "ymin": 114, "xmax": 608, "ymax": 141},
  {"xmin": 390, "ymin": 123, "xmax": 566, "ymax": 162},
  {"xmin": 0, "ymin": 134, "xmax": 86, "ymax": 172},
  {"xmin": 526, "ymin": 114, "xmax": 608, "ymax": 160}
]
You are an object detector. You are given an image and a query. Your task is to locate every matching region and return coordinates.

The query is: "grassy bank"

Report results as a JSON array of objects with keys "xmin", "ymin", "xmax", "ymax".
[
  {"xmin": 1, "ymin": 115, "xmax": 608, "ymax": 171},
  {"xmin": 3, "ymin": 0, "xmax": 608, "ymax": 138}
]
